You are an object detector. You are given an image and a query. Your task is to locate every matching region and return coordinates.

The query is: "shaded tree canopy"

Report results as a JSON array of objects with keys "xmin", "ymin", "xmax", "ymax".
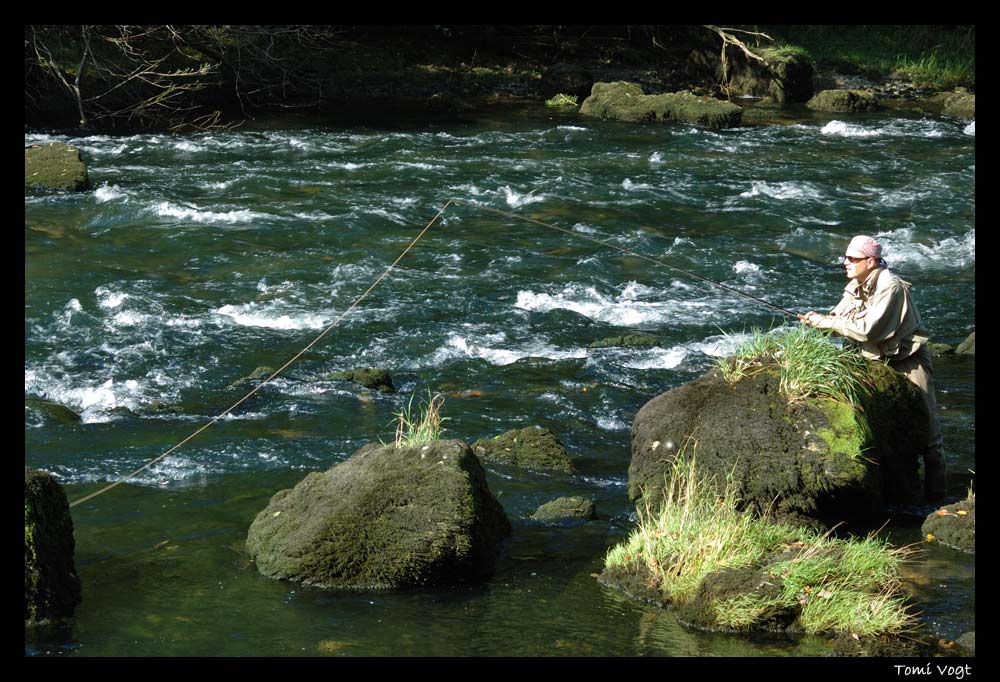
[{"xmin": 25, "ymin": 25, "xmax": 706, "ymax": 131}]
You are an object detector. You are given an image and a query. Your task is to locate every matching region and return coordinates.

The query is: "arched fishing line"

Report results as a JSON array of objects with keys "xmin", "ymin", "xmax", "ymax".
[
  {"xmin": 69, "ymin": 200, "xmax": 455, "ymax": 508},
  {"xmin": 452, "ymin": 200, "xmax": 801, "ymax": 319}
]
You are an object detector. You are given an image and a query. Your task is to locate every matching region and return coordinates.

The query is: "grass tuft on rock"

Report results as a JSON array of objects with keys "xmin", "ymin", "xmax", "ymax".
[
  {"xmin": 391, "ymin": 390, "xmax": 449, "ymax": 448},
  {"xmin": 603, "ymin": 452, "xmax": 916, "ymax": 636},
  {"xmin": 717, "ymin": 325, "xmax": 875, "ymax": 449}
]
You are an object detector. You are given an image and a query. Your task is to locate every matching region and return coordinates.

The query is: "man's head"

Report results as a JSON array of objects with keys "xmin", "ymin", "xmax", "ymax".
[{"xmin": 842, "ymin": 235, "xmax": 884, "ymax": 281}]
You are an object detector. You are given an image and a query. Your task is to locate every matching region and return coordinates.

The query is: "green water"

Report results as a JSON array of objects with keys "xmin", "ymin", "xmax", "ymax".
[{"xmin": 25, "ymin": 104, "xmax": 974, "ymax": 656}]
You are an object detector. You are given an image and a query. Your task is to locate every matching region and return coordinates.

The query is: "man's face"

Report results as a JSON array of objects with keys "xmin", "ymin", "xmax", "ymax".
[{"xmin": 842, "ymin": 252, "xmax": 876, "ymax": 281}]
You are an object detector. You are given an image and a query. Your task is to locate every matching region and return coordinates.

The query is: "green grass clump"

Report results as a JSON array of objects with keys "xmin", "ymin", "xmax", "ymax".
[
  {"xmin": 604, "ymin": 453, "xmax": 916, "ymax": 636},
  {"xmin": 390, "ymin": 390, "xmax": 449, "ymax": 448},
  {"xmin": 717, "ymin": 325, "xmax": 873, "ymax": 407}
]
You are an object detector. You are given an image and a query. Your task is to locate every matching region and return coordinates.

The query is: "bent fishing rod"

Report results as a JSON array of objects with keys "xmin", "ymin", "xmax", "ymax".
[{"xmin": 451, "ymin": 200, "xmax": 801, "ymax": 320}]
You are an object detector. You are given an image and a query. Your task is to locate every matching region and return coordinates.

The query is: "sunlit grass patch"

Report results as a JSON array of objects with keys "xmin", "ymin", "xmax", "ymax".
[
  {"xmin": 604, "ymin": 453, "xmax": 916, "ymax": 636},
  {"xmin": 389, "ymin": 390, "xmax": 449, "ymax": 448},
  {"xmin": 716, "ymin": 325, "xmax": 874, "ymax": 452}
]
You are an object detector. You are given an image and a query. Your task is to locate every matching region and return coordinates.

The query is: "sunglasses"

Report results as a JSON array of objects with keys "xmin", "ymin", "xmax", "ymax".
[{"xmin": 841, "ymin": 255, "xmax": 870, "ymax": 264}]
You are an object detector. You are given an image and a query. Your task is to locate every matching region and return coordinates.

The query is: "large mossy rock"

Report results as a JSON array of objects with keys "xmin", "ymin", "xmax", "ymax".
[
  {"xmin": 580, "ymin": 82, "xmax": 742, "ymax": 130},
  {"xmin": 922, "ymin": 498, "xmax": 975, "ymax": 553},
  {"xmin": 688, "ymin": 47, "xmax": 814, "ymax": 104},
  {"xmin": 25, "ymin": 143, "xmax": 90, "ymax": 192},
  {"xmin": 245, "ymin": 440, "xmax": 510, "ymax": 589},
  {"xmin": 807, "ymin": 89, "xmax": 881, "ymax": 113},
  {"xmin": 25, "ymin": 469, "xmax": 81, "ymax": 624},
  {"xmin": 629, "ymin": 361, "xmax": 926, "ymax": 523},
  {"xmin": 472, "ymin": 426, "xmax": 576, "ymax": 473}
]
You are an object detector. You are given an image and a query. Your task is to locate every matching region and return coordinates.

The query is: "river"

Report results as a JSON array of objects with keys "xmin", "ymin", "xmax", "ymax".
[{"xmin": 25, "ymin": 103, "xmax": 974, "ymax": 657}]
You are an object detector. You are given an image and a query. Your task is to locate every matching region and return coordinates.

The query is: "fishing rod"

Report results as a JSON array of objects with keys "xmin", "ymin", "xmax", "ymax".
[{"xmin": 451, "ymin": 200, "xmax": 801, "ymax": 320}]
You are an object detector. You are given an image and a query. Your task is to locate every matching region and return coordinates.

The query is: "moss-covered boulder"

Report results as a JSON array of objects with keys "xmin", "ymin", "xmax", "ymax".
[
  {"xmin": 580, "ymin": 82, "xmax": 742, "ymax": 130},
  {"xmin": 689, "ymin": 46, "xmax": 814, "ymax": 104},
  {"xmin": 25, "ymin": 469, "xmax": 81, "ymax": 624},
  {"xmin": 530, "ymin": 496, "xmax": 596, "ymax": 522},
  {"xmin": 956, "ymin": 331, "xmax": 975, "ymax": 355},
  {"xmin": 322, "ymin": 367, "xmax": 395, "ymax": 393},
  {"xmin": 922, "ymin": 498, "xmax": 975, "ymax": 553},
  {"xmin": 25, "ymin": 143, "xmax": 90, "ymax": 192},
  {"xmin": 472, "ymin": 426, "xmax": 576, "ymax": 473},
  {"xmin": 931, "ymin": 89, "xmax": 975, "ymax": 119},
  {"xmin": 807, "ymin": 89, "xmax": 881, "ymax": 113},
  {"xmin": 628, "ymin": 360, "xmax": 926, "ymax": 524},
  {"xmin": 245, "ymin": 440, "xmax": 510, "ymax": 589}
]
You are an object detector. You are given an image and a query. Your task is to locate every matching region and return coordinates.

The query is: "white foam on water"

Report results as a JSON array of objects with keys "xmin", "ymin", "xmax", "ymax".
[
  {"xmin": 596, "ymin": 414, "xmax": 629, "ymax": 431},
  {"xmin": 556, "ymin": 125, "xmax": 587, "ymax": 132},
  {"xmin": 618, "ymin": 331, "xmax": 757, "ymax": 371},
  {"xmin": 964, "ymin": 121, "xmax": 975, "ymax": 136},
  {"xmin": 392, "ymin": 161, "xmax": 446, "ymax": 171},
  {"xmin": 202, "ymin": 179, "xmax": 237, "ymax": 190},
  {"xmin": 875, "ymin": 226, "xmax": 975, "ymax": 270},
  {"xmin": 820, "ymin": 121, "xmax": 881, "ymax": 138},
  {"xmin": 25, "ymin": 371, "xmax": 148, "ymax": 424},
  {"xmin": 365, "ymin": 207, "xmax": 409, "ymax": 224},
  {"xmin": 515, "ymin": 283, "xmax": 679, "ymax": 327},
  {"xmin": 740, "ymin": 181, "xmax": 825, "ymax": 201},
  {"xmin": 428, "ymin": 332, "xmax": 587, "ymax": 367},
  {"xmin": 622, "ymin": 178, "xmax": 653, "ymax": 191},
  {"xmin": 618, "ymin": 346, "xmax": 689, "ymax": 370},
  {"xmin": 173, "ymin": 139, "xmax": 206, "ymax": 153},
  {"xmin": 733, "ymin": 261, "xmax": 762, "ymax": 277},
  {"xmin": 94, "ymin": 183, "xmax": 128, "ymax": 203},
  {"xmin": 95, "ymin": 286, "xmax": 128, "ymax": 310},
  {"xmin": 152, "ymin": 201, "xmax": 267, "ymax": 224},
  {"xmin": 327, "ymin": 161, "xmax": 367, "ymax": 171},
  {"xmin": 499, "ymin": 185, "xmax": 547, "ymax": 208},
  {"xmin": 214, "ymin": 303, "xmax": 329, "ymax": 330},
  {"xmin": 649, "ymin": 151, "xmax": 663, "ymax": 164}
]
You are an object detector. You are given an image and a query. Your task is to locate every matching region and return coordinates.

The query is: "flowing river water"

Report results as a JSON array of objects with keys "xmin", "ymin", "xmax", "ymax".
[{"xmin": 25, "ymin": 104, "xmax": 974, "ymax": 657}]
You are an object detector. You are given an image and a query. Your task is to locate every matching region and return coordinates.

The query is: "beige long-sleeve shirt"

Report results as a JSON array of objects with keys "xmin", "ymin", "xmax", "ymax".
[{"xmin": 825, "ymin": 267, "xmax": 930, "ymax": 361}]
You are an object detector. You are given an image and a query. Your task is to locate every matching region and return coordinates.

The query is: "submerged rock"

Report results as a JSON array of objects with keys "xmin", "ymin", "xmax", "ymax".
[
  {"xmin": 322, "ymin": 367, "xmax": 396, "ymax": 393},
  {"xmin": 245, "ymin": 440, "xmax": 510, "ymax": 589},
  {"xmin": 472, "ymin": 426, "xmax": 576, "ymax": 473},
  {"xmin": 629, "ymin": 360, "xmax": 927, "ymax": 524},
  {"xmin": 530, "ymin": 496, "xmax": 596, "ymax": 522},
  {"xmin": 25, "ymin": 143, "xmax": 90, "ymax": 192},
  {"xmin": 25, "ymin": 397, "xmax": 82, "ymax": 425},
  {"xmin": 588, "ymin": 334, "xmax": 662, "ymax": 349},
  {"xmin": 580, "ymin": 82, "xmax": 742, "ymax": 130},
  {"xmin": 227, "ymin": 366, "xmax": 275, "ymax": 389},
  {"xmin": 807, "ymin": 89, "xmax": 881, "ymax": 113},
  {"xmin": 25, "ymin": 469, "xmax": 81, "ymax": 623},
  {"xmin": 922, "ymin": 497, "xmax": 975, "ymax": 553}
]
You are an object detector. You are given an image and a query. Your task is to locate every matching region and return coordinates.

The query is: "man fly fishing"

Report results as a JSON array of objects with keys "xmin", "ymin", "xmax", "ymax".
[{"xmin": 799, "ymin": 235, "xmax": 946, "ymax": 503}]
